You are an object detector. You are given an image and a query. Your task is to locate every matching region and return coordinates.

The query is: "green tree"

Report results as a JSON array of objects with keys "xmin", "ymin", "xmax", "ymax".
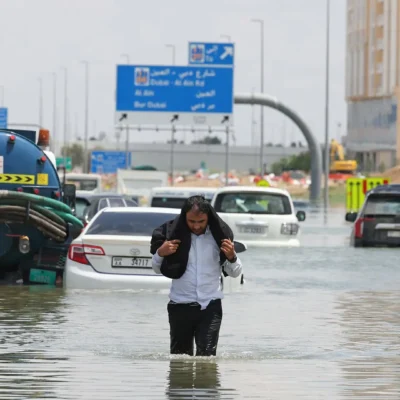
[
  {"xmin": 192, "ymin": 136, "xmax": 222, "ymax": 145},
  {"xmin": 271, "ymin": 151, "xmax": 311, "ymax": 174},
  {"xmin": 61, "ymin": 143, "xmax": 84, "ymax": 167}
]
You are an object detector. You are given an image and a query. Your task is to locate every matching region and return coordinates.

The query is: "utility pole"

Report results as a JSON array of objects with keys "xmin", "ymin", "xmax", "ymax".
[
  {"xmin": 61, "ymin": 67, "xmax": 68, "ymax": 162},
  {"xmin": 0, "ymin": 86, "xmax": 4, "ymax": 107},
  {"xmin": 251, "ymin": 19, "xmax": 265, "ymax": 175},
  {"xmin": 38, "ymin": 77, "xmax": 43, "ymax": 127},
  {"xmin": 82, "ymin": 61, "xmax": 89, "ymax": 173},
  {"xmin": 225, "ymin": 125, "xmax": 230, "ymax": 185},
  {"xmin": 165, "ymin": 44, "xmax": 176, "ymax": 65},
  {"xmin": 323, "ymin": 0, "xmax": 330, "ymax": 221},
  {"xmin": 52, "ymin": 72, "xmax": 57, "ymax": 153}
]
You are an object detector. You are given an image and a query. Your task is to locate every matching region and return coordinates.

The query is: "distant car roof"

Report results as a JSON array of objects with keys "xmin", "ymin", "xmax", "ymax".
[
  {"xmin": 75, "ymin": 191, "xmax": 128, "ymax": 201},
  {"xmin": 214, "ymin": 186, "xmax": 290, "ymax": 195},
  {"xmin": 101, "ymin": 207, "xmax": 181, "ymax": 214}
]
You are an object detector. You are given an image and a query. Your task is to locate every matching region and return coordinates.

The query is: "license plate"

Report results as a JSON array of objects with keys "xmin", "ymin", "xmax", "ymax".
[
  {"xmin": 112, "ymin": 257, "xmax": 151, "ymax": 268},
  {"xmin": 239, "ymin": 226, "xmax": 266, "ymax": 234},
  {"xmin": 387, "ymin": 231, "xmax": 400, "ymax": 237},
  {"xmin": 29, "ymin": 268, "xmax": 57, "ymax": 285}
]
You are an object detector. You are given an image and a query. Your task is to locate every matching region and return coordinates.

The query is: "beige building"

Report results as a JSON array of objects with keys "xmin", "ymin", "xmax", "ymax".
[{"xmin": 345, "ymin": 0, "xmax": 400, "ymax": 171}]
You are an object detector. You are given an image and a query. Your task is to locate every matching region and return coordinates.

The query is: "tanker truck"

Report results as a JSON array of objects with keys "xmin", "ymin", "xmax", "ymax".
[{"xmin": 0, "ymin": 127, "xmax": 83, "ymax": 285}]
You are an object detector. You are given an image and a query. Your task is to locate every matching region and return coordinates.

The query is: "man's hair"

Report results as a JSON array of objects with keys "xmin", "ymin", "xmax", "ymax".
[{"xmin": 182, "ymin": 195, "xmax": 211, "ymax": 215}]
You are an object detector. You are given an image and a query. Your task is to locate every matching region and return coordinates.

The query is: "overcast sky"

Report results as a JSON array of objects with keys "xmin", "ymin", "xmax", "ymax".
[{"xmin": 0, "ymin": 0, "xmax": 346, "ymax": 147}]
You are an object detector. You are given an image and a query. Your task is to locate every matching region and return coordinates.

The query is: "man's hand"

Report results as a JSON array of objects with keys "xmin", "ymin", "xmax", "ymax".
[
  {"xmin": 157, "ymin": 239, "xmax": 181, "ymax": 257},
  {"xmin": 221, "ymin": 239, "xmax": 236, "ymax": 262}
]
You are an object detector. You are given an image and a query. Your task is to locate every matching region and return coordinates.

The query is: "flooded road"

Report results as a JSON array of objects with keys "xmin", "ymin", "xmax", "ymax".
[{"xmin": 1, "ymin": 208, "xmax": 399, "ymax": 399}]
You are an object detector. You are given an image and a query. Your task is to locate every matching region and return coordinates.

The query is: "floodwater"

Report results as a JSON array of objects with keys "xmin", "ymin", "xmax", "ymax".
[{"xmin": 1, "ymin": 207, "xmax": 400, "ymax": 399}]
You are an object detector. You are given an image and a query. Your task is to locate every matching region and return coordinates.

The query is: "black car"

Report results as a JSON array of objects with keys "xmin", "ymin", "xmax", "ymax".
[
  {"xmin": 345, "ymin": 184, "xmax": 400, "ymax": 247},
  {"xmin": 75, "ymin": 192, "xmax": 138, "ymax": 224}
]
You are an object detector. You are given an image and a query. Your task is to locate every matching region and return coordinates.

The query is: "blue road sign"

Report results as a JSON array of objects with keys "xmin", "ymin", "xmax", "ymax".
[
  {"xmin": 0, "ymin": 108, "xmax": 8, "ymax": 129},
  {"xmin": 115, "ymin": 65, "xmax": 234, "ymax": 126},
  {"xmin": 188, "ymin": 42, "xmax": 234, "ymax": 67},
  {"xmin": 90, "ymin": 151, "xmax": 132, "ymax": 174}
]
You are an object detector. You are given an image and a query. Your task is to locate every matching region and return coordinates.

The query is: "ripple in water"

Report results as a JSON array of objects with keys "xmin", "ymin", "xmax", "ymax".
[{"xmin": 0, "ymin": 221, "xmax": 400, "ymax": 399}]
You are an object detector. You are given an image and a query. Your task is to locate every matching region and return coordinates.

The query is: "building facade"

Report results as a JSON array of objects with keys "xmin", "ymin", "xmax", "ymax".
[{"xmin": 345, "ymin": 0, "xmax": 400, "ymax": 170}]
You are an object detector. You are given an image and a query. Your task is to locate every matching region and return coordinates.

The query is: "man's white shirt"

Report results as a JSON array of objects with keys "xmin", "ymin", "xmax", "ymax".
[{"xmin": 152, "ymin": 227, "xmax": 243, "ymax": 310}]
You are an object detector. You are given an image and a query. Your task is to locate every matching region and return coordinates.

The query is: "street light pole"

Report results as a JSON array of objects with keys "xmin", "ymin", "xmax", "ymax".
[
  {"xmin": 220, "ymin": 34, "xmax": 231, "ymax": 42},
  {"xmin": 323, "ymin": 0, "xmax": 330, "ymax": 220},
  {"xmin": 166, "ymin": 44, "xmax": 176, "ymax": 186},
  {"xmin": 38, "ymin": 77, "xmax": 43, "ymax": 127},
  {"xmin": 251, "ymin": 18, "xmax": 265, "ymax": 176},
  {"xmin": 82, "ymin": 61, "xmax": 90, "ymax": 173},
  {"xmin": 121, "ymin": 53, "xmax": 130, "ymax": 64},
  {"xmin": 61, "ymin": 67, "xmax": 68, "ymax": 162},
  {"xmin": 52, "ymin": 72, "xmax": 57, "ymax": 153},
  {"xmin": 165, "ymin": 44, "xmax": 176, "ymax": 65}
]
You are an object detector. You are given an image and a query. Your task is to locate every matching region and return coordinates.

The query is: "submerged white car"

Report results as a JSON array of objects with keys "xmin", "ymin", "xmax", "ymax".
[
  {"xmin": 210, "ymin": 186, "xmax": 306, "ymax": 247},
  {"xmin": 63, "ymin": 207, "xmax": 246, "ymax": 290}
]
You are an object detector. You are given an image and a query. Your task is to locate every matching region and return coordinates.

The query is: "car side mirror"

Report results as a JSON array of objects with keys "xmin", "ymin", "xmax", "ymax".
[
  {"xmin": 296, "ymin": 210, "xmax": 306, "ymax": 222},
  {"xmin": 63, "ymin": 183, "xmax": 76, "ymax": 212},
  {"xmin": 345, "ymin": 212, "xmax": 357, "ymax": 222},
  {"xmin": 233, "ymin": 240, "xmax": 247, "ymax": 254}
]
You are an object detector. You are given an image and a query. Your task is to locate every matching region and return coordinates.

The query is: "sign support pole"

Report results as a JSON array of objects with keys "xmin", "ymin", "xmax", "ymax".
[
  {"xmin": 222, "ymin": 116, "xmax": 230, "ymax": 186},
  {"xmin": 170, "ymin": 115, "xmax": 179, "ymax": 186},
  {"xmin": 125, "ymin": 124, "xmax": 130, "ymax": 169}
]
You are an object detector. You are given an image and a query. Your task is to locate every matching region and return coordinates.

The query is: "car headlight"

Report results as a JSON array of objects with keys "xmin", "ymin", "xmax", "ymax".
[{"xmin": 281, "ymin": 223, "xmax": 299, "ymax": 235}]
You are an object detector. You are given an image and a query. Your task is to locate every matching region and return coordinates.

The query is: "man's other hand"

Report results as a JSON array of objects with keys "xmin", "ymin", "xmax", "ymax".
[
  {"xmin": 157, "ymin": 239, "xmax": 181, "ymax": 257},
  {"xmin": 221, "ymin": 239, "xmax": 236, "ymax": 261}
]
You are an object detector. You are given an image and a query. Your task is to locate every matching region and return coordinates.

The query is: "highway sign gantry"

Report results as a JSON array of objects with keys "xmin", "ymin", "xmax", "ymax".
[
  {"xmin": 115, "ymin": 64, "xmax": 234, "ymax": 127},
  {"xmin": 188, "ymin": 42, "xmax": 234, "ymax": 67}
]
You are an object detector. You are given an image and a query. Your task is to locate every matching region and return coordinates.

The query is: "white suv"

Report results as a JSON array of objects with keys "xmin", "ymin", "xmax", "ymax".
[{"xmin": 211, "ymin": 186, "xmax": 306, "ymax": 247}]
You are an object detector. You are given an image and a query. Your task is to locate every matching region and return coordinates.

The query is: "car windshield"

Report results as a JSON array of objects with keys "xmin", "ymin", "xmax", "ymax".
[
  {"xmin": 75, "ymin": 198, "xmax": 90, "ymax": 218},
  {"xmin": 364, "ymin": 194, "xmax": 400, "ymax": 215},
  {"xmin": 214, "ymin": 192, "xmax": 292, "ymax": 215},
  {"xmin": 151, "ymin": 195, "xmax": 213, "ymax": 208},
  {"xmin": 66, "ymin": 179, "xmax": 99, "ymax": 191},
  {"xmin": 86, "ymin": 212, "xmax": 178, "ymax": 235}
]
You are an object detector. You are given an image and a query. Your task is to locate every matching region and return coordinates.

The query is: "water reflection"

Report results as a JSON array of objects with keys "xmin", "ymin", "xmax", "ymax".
[
  {"xmin": 335, "ymin": 291, "xmax": 400, "ymax": 399},
  {"xmin": 0, "ymin": 287, "xmax": 69, "ymax": 400},
  {"xmin": 166, "ymin": 359, "xmax": 235, "ymax": 399},
  {"xmin": 0, "ymin": 287, "xmax": 66, "ymax": 351}
]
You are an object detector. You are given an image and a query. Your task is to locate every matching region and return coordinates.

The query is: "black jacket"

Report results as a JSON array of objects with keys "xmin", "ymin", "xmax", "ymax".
[{"xmin": 150, "ymin": 206, "xmax": 234, "ymax": 279}]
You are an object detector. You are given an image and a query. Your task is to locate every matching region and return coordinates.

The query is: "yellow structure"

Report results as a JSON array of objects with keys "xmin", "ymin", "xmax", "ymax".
[
  {"xmin": 346, "ymin": 176, "xmax": 391, "ymax": 212},
  {"xmin": 345, "ymin": 0, "xmax": 400, "ymax": 169},
  {"xmin": 330, "ymin": 139, "xmax": 358, "ymax": 173},
  {"xmin": 256, "ymin": 179, "xmax": 270, "ymax": 187}
]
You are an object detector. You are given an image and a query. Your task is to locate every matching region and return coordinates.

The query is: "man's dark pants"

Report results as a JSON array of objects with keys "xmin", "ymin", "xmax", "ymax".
[{"xmin": 167, "ymin": 299, "xmax": 223, "ymax": 356}]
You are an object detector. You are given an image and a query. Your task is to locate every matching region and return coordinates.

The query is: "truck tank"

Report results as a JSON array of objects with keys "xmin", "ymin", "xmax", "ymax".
[{"xmin": 0, "ymin": 128, "xmax": 83, "ymax": 285}]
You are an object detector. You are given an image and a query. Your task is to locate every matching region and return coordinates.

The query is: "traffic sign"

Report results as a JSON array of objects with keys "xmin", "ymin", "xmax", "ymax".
[
  {"xmin": 115, "ymin": 65, "xmax": 234, "ymax": 126},
  {"xmin": 56, "ymin": 157, "xmax": 72, "ymax": 172},
  {"xmin": 90, "ymin": 151, "xmax": 132, "ymax": 174},
  {"xmin": 188, "ymin": 42, "xmax": 234, "ymax": 67},
  {"xmin": 0, "ymin": 108, "xmax": 8, "ymax": 129},
  {"xmin": 346, "ymin": 177, "xmax": 390, "ymax": 211}
]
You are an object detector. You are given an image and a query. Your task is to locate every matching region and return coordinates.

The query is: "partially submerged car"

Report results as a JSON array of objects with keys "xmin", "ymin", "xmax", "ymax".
[{"xmin": 345, "ymin": 184, "xmax": 400, "ymax": 247}]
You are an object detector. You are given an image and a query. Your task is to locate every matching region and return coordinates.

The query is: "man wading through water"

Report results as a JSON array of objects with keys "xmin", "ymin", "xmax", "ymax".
[{"xmin": 150, "ymin": 195, "xmax": 243, "ymax": 356}]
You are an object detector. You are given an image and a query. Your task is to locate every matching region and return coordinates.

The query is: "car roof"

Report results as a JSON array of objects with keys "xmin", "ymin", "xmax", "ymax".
[
  {"xmin": 76, "ymin": 192, "xmax": 128, "ymax": 200},
  {"xmin": 214, "ymin": 185, "xmax": 290, "ymax": 195},
  {"xmin": 101, "ymin": 207, "xmax": 181, "ymax": 214},
  {"xmin": 368, "ymin": 184, "xmax": 400, "ymax": 194},
  {"xmin": 150, "ymin": 186, "xmax": 217, "ymax": 194}
]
